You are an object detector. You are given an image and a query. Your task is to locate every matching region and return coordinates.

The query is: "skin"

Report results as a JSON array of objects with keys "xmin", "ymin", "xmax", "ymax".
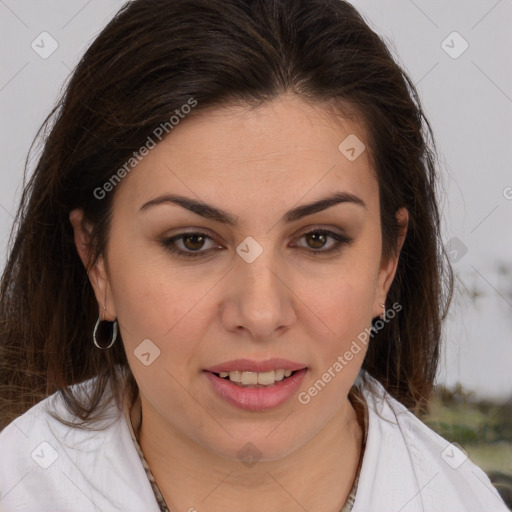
[{"xmin": 70, "ymin": 93, "xmax": 408, "ymax": 512}]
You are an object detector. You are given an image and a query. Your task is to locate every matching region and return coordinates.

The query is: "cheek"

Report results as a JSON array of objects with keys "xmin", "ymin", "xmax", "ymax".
[
  {"xmin": 309, "ymin": 282, "xmax": 373, "ymax": 366},
  {"xmin": 295, "ymin": 252, "xmax": 380, "ymax": 384},
  {"xmin": 304, "ymin": 255, "xmax": 378, "ymax": 339},
  {"xmin": 109, "ymin": 265, "xmax": 171, "ymax": 339},
  {"xmin": 107, "ymin": 225, "xmax": 197, "ymax": 333},
  {"xmin": 108, "ymin": 258, "xmax": 200, "ymax": 404},
  {"xmin": 106, "ymin": 238, "xmax": 225, "ymax": 392},
  {"xmin": 105, "ymin": 232, "xmax": 191, "ymax": 361}
]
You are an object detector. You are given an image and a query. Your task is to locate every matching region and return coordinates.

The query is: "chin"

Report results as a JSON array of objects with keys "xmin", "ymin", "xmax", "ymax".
[{"xmin": 201, "ymin": 429, "xmax": 306, "ymax": 464}]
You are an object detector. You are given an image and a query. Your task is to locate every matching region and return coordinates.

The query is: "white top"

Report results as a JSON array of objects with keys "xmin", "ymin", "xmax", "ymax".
[{"xmin": 0, "ymin": 371, "xmax": 508, "ymax": 512}]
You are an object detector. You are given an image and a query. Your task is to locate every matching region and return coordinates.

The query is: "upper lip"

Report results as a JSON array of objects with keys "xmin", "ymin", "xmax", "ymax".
[{"xmin": 204, "ymin": 358, "xmax": 307, "ymax": 373}]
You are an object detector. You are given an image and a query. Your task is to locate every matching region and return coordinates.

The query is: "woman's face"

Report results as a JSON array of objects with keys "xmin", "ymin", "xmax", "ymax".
[{"xmin": 74, "ymin": 94, "xmax": 407, "ymax": 461}]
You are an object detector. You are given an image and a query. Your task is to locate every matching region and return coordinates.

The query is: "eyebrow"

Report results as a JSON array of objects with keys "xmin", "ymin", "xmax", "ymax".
[{"xmin": 139, "ymin": 191, "xmax": 366, "ymax": 225}]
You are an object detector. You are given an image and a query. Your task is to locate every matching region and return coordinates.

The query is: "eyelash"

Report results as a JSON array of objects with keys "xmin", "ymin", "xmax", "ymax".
[{"xmin": 160, "ymin": 229, "xmax": 352, "ymax": 259}]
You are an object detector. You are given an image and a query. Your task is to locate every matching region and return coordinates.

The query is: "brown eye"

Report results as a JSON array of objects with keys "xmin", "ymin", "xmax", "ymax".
[
  {"xmin": 161, "ymin": 232, "xmax": 219, "ymax": 258},
  {"xmin": 295, "ymin": 229, "xmax": 352, "ymax": 255},
  {"xmin": 304, "ymin": 231, "xmax": 329, "ymax": 249},
  {"xmin": 161, "ymin": 229, "xmax": 352, "ymax": 260},
  {"xmin": 182, "ymin": 233, "xmax": 207, "ymax": 251}
]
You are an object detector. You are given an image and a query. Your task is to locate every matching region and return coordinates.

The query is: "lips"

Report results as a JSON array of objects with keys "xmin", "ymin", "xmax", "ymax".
[
  {"xmin": 204, "ymin": 358, "xmax": 307, "ymax": 373},
  {"xmin": 203, "ymin": 358, "xmax": 309, "ymax": 410},
  {"xmin": 204, "ymin": 367, "xmax": 308, "ymax": 410}
]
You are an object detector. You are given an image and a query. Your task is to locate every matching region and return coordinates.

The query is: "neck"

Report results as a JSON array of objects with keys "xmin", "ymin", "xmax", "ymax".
[{"xmin": 136, "ymin": 394, "xmax": 364, "ymax": 512}]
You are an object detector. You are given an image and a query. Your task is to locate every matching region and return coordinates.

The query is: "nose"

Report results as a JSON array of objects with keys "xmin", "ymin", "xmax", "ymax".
[{"xmin": 221, "ymin": 245, "xmax": 296, "ymax": 340}]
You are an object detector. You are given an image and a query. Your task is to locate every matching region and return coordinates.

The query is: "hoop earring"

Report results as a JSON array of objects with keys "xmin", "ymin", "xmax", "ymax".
[
  {"xmin": 93, "ymin": 317, "xmax": 118, "ymax": 349},
  {"xmin": 379, "ymin": 303, "xmax": 386, "ymax": 320}
]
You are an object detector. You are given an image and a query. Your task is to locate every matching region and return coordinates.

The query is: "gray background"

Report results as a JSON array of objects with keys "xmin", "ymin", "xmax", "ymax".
[{"xmin": 1, "ymin": 0, "xmax": 511, "ymax": 399}]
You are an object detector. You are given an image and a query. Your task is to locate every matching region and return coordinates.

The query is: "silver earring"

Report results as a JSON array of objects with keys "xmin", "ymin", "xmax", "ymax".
[
  {"xmin": 93, "ymin": 316, "xmax": 118, "ymax": 349},
  {"xmin": 379, "ymin": 303, "xmax": 386, "ymax": 320}
]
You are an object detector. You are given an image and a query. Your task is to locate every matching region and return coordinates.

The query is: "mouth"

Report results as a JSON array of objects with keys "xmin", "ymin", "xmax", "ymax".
[
  {"xmin": 203, "ymin": 366, "xmax": 308, "ymax": 411},
  {"xmin": 209, "ymin": 368, "xmax": 300, "ymax": 387}
]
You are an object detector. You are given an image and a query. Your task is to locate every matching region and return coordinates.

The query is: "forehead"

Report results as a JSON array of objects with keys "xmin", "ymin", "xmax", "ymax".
[{"xmin": 115, "ymin": 95, "xmax": 378, "ymax": 216}]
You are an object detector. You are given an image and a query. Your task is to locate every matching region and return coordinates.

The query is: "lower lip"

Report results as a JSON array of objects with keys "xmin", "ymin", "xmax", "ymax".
[{"xmin": 204, "ymin": 369, "xmax": 308, "ymax": 411}]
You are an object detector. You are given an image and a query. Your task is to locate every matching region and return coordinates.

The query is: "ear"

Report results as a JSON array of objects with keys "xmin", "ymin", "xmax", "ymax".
[
  {"xmin": 373, "ymin": 207, "xmax": 408, "ymax": 318},
  {"xmin": 69, "ymin": 208, "xmax": 117, "ymax": 321}
]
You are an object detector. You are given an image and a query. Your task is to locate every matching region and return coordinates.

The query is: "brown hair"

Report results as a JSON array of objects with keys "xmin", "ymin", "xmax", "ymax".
[{"xmin": 0, "ymin": 0, "xmax": 453, "ymax": 430}]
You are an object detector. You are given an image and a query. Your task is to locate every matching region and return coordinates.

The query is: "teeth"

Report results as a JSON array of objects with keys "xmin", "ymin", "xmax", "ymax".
[
  {"xmin": 257, "ymin": 370, "xmax": 276, "ymax": 385},
  {"xmin": 217, "ymin": 369, "xmax": 297, "ymax": 386},
  {"xmin": 228, "ymin": 370, "xmax": 242, "ymax": 383},
  {"xmin": 275, "ymin": 369, "xmax": 285, "ymax": 380},
  {"xmin": 241, "ymin": 372, "xmax": 258, "ymax": 385}
]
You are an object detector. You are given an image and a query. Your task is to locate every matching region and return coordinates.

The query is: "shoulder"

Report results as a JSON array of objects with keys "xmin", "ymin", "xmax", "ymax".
[
  {"xmin": 352, "ymin": 371, "xmax": 509, "ymax": 512},
  {"xmin": 0, "ymin": 374, "xmax": 159, "ymax": 512}
]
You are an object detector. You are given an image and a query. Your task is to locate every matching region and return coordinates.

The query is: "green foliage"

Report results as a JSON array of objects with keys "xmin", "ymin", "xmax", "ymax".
[
  {"xmin": 421, "ymin": 382, "xmax": 512, "ymax": 496},
  {"xmin": 421, "ymin": 383, "xmax": 512, "ymax": 445}
]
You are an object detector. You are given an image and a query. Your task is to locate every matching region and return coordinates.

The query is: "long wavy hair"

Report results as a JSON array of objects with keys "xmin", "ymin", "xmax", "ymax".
[{"xmin": 0, "ymin": 0, "xmax": 454, "ymax": 430}]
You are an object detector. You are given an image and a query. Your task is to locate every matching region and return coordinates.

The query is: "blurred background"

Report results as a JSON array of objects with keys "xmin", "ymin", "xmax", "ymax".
[{"xmin": 1, "ymin": 0, "xmax": 511, "ymax": 507}]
